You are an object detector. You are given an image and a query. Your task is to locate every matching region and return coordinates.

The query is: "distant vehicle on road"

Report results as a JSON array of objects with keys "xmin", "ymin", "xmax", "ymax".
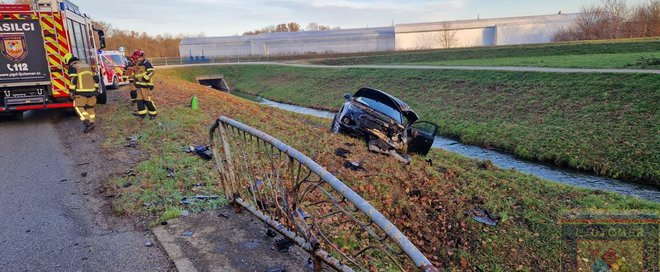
[
  {"xmin": 331, "ymin": 87, "xmax": 438, "ymax": 163},
  {"xmin": 0, "ymin": 0, "xmax": 106, "ymax": 119},
  {"xmin": 100, "ymin": 50, "xmax": 129, "ymax": 89}
]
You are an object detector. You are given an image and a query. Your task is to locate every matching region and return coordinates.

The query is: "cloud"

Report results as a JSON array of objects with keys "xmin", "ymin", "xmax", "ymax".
[
  {"xmin": 75, "ymin": 0, "xmax": 545, "ymax": 37},
  {"xmin": 273, "ymin": 0, "xmax": 466, "ymax": 11},
  {"xmin": 169, "ymin": 0, "xmax": 466, "ymax": 14}
]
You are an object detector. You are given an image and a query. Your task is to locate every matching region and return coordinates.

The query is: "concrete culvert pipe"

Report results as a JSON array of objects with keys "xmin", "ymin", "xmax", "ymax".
[{"xmin": 196, "ymin": 75, "xmax": 231, "ymax": 92}]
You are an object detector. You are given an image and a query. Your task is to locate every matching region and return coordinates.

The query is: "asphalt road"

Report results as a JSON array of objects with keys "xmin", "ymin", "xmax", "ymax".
[{"xmin": 0, "ymin": 111, "xmax": 170, "ymax": 272}]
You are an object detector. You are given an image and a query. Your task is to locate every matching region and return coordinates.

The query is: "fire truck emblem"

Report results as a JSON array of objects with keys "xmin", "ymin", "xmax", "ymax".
[{"xmin": 0, "ymin": 33, "xmax": 28, "ymax": 62}]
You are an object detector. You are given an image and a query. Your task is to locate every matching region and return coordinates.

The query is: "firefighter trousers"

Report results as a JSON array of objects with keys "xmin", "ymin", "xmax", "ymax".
[
  {"xmin": 129, "ymin": 86, "xmax": 137, "ymax": 103},
  {"xmin": 73, "ymin": 95, "xmax": 97, "ymax": 123},
  {"xmin": 136, "ymin": 87, "xmax": 157, "ymax": 118}
]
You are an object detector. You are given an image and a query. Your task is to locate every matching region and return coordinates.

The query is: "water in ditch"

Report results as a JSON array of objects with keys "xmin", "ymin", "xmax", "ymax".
[{"xmin": 230, "ymin": 92, "xmax": 660, "ymax": 202}]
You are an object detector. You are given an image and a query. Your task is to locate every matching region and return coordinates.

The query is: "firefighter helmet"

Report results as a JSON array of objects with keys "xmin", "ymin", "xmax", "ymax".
[
  {"xmin": 64, "ymin": 53, "xmax": 73, "ymax": 64},
  {"xmin": 131, "ymin": 49, "xmax": 145, "ymax": 60}
]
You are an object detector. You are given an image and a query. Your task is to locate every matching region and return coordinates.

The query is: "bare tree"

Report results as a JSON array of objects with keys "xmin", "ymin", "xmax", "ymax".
[
  {"xmin": 287, "ymin": 22, "xmax": 301, "ymax": 32},
  {"xmin": 275, "ymin": 24, "xmax": 289, "ymax": 32},
  {"xmin": 92, "ymin": 21, "xmax": 114, "ymax": 37},
  {"xmin": 90, "ymin": 21, "xmax": 183, "ymax": 57},
  {"xmin": 554, "ymin": 0, "xmax": 659, "ymax": 41},
  {"xmin": 631, "ymin": 0, "xmax": 660, "ymax": 37},
  {"xmin": 243, "ymin": 25, "xmax": 276, "ymax": 35},
  {"xmin": 602, "ymin": 0, "xmax": 631, "ymax": 38},
  {"xmin": 576, "ymin": 5, "xmax": 608, "ymax": 40},
  {"xmin": 306, "ymin": 22, "xmax": 336, "ymax": 31},
  {"xmin": 244, "ymin": 22, "xmax": 303, "ymax": 35},
  {"xmin": 436, "ymin": 22, "xmax": 458, "ymax": 49},
  {"xmin": 414, "ymin": 33, "xmax": 436, "ymax": 50}
]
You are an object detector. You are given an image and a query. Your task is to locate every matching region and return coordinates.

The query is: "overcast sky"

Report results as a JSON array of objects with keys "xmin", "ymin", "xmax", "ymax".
[{"xmin": 67, "ymin": 0, "xmax": 644, "ymax": 37}]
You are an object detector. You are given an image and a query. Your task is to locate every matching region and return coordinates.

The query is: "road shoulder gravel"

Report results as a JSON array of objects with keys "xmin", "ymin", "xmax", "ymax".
[
  {"xmin": 53, "ymin": 92, "xmax": 175, "ymax": 271},
  {"xmin": 153, "ymin": 207, "xmax": 312, "ymax": 272}
]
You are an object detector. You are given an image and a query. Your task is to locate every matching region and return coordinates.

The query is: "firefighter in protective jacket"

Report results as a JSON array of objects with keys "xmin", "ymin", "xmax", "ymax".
[
  {"xmin": 131, "ymin": 49, "xmax": 157, "ymax": 119},
  {"xmin": 65, "ymin": 53, "xmax": 99, "ymax": 133},
  {"xmin": 124, "ymin": 56, "xmax": 138, "ymax": 105}
]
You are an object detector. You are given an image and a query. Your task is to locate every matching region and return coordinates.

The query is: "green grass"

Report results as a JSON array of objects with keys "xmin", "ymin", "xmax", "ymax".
[
  {"xmin": 102, "ymin": 103, "xmax": 227, "ymax": 225},
  {"xmin": 163, "ymin": 65, "xmax": 660, "ymax": 185},
  {"xmin": 415, "ymin": 52, "xmax": 660, "ymax": 69},
  {"xmin": 314, "ymin": 39, "xmax": 660, "ymax": 69},
  {"xmin": 99, "ymin": 73, "xmax": 660, "ymax": 270}
]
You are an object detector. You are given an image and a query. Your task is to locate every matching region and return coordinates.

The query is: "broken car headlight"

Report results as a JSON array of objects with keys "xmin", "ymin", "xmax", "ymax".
[{"xmin": 342, "ymin": 116, "xmax": 356, "ymax": 126}]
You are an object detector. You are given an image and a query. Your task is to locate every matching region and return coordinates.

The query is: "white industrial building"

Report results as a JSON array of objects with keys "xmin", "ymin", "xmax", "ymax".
[
  {"xmin": 179, "ymin": 13, "xmax": 581, "ymax": 57},
  {"xmin": 180, "ymin": 27, "xmax": 394, "ymax": 57},
  {"xmin": 395, "ymin": 13, "xmax": 582, "ymax": 50}
]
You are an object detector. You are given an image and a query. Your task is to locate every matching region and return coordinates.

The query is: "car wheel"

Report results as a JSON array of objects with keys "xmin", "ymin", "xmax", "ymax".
[
  {"xmin": 112, "ymin": 77, "xmax": 119, "ymax": 89},
  {"xmin": 12, "ymin": 111, "xmax": 24, "ymax": 120},
  {"xmin": 331, "ymin": 115, "xmax": 343, "ymax": 134},
  {"xmin": 97, "ymin": 90, "xmax": 107, "ymax": 105},
  {"xmin": 64, "ymin": 108, "xmax": 77, "ymax": 117}
]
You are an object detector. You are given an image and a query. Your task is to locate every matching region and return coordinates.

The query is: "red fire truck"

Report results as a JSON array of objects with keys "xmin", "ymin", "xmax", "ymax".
[
  {"xmin": 0, "ymin": 0, "xmax": 106, "ymax": 119},
  {"xmin": 100, "ymin": 50, "xmax": 129, "ymax": 89}
]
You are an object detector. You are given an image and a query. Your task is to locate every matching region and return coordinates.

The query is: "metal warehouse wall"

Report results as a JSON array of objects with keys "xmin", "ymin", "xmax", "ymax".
[
  {"xmin": 395, "ymin": 13, "xmax": 581, "ymax": 50},
  {"xmin": 179, "ymin": 14, "xmax": 581, "ymax": 57},
  {"xmin": 180, "ymin": 27, "xmax": 395, "ymax": 57}
]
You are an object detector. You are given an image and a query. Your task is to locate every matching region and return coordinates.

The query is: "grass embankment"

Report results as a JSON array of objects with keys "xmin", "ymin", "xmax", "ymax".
[
  {"xmin": 166, "ymin": 65, "xmax": 660, "ymax": 185},
  {"xmin": 100, "ymin": 72, "xmax": 659, "ymax": 270},
  {"xmin": 421, "ymin": 52, "xmax": 660, "ymax": 69},
  {"xmin": 314, "ymin": 39, "xmax": 660, "ymax": 69}
]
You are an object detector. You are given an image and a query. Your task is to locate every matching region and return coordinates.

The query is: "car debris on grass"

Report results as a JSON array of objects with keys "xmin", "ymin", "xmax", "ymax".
[{"xmin": 185, "ymin": 145, "xmax": 213, "ymax": 160}]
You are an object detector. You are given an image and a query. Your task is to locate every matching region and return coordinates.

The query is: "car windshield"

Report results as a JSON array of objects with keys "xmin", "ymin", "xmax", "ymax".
[
  {"xmin": 103, "ymin": 54, "xmax": 127, "ymax": 67},
  {"xmin": 355, "ymin": 96, "xmax": 403, "ymax": 124}
]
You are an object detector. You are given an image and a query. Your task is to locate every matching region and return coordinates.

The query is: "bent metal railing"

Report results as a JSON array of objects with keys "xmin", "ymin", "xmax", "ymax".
[{"xmin": 210, "ymin": 116, "xmax": 438, "ymax": 272}]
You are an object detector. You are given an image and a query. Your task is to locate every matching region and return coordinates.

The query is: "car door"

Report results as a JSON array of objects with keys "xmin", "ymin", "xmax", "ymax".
[{"xmin": 407, "ymin": 121, "xmax": 438, "ymax": 156}]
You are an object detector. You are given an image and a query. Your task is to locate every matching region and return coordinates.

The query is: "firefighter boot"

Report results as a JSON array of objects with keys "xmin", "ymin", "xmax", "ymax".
[
  {"xmin": 146, "ymin": 100, "xmax": 157, "ymax": 120},
  {"xmin": 83, "ymin": 120, "xmax": 92, "ymax": 133},
  {"xmin": 85, "ymin": 122, "xmax": 97, "ymax": 133}
]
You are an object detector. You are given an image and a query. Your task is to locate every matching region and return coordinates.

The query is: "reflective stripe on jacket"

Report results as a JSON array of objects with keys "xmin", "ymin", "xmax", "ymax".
[
  {"xmin": 68, "ymin": 61, "xmax": 98, "ymax": 94},
  {"xmin": 135, "ymin": 60, "xmax": 155, "ymax": 87}
]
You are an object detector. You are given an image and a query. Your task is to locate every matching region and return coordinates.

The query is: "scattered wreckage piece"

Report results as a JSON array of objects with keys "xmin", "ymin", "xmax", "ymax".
[
  {"xmin": 331, "ymin": 88, "xmax": 438, "ymax": 164},
  {"xmin": 344, "ymin": 160, "xmax": 365, "ymax": 171},
  {"xmin": 185, "ymin": 145, "xmax": 214, "ymax": 160},
  {"xmin": 334, "ymin": 148, "xmax": 351, "ymax": 158},
  {"xmin": 165, "ymin": 167, "xmax": 176, "ymax": 178},
  {"xmin": 126, "ymin": 136, "xmax": 139, "ymax": 148},
  {"xmin": 210, "ymin": 116, "xmax": 439, "ymax": 272},
  {"xmin": 181, "ymin": 195, "xmax": 221, "ymax": 206},
  {"xmin": 467, "ymin": 208, "xmax": 501, "ymax": 226}
]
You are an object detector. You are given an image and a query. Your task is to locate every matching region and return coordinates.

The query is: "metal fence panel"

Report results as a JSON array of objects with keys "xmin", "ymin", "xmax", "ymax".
[{"xmin": 210, "ymin": 116, "xmax": 438, "ymax": 272}]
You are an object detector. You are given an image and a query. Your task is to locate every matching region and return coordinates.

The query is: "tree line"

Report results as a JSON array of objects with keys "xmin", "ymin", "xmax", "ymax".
[
  {"xmin": 554, "ymin": 0, "xmax": 660, "ymax": 41},
  {"xmin": 93, "ymin": 20, "xmax": 341, "ymax": 57},
  {"xmin": 243, "ymin": 22, "xmax": 340, "ymax": 35},
  {"xmin": 92, "ymin": 21, "xmax": 184, "ymax": 58},
  {"xmin": 5, "ymin": 1, "xmax": 183, "ymax": 57}
]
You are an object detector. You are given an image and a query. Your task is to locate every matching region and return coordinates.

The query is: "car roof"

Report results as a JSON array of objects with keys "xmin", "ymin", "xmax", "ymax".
[{"xmin": 354, "ymin": 87, "xmax": 419, "ymax": 123}]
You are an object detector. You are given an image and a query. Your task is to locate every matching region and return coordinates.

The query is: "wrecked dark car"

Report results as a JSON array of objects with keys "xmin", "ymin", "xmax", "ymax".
[{"xmin": 331, "ymin": 87, "xmax": 438, "ymax": 163}]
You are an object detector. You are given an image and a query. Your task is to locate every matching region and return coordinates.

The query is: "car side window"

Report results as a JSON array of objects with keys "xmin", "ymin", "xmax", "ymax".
[{"xmin": 409, "ymin": 122, "xmax": 438, "ymax": 138}]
